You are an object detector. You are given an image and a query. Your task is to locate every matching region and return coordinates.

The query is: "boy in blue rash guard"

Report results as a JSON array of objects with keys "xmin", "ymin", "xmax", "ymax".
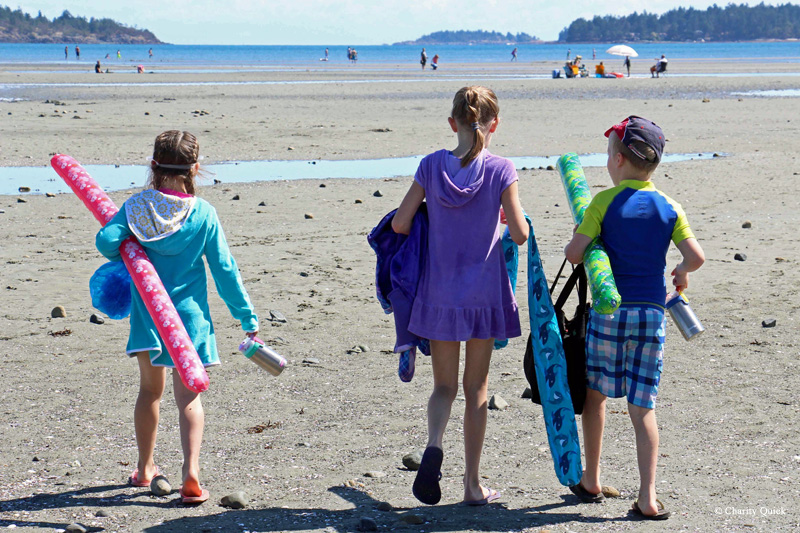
[{"xmin": 564, "ymin": 116, "xmax": 705, "ymax": 520}]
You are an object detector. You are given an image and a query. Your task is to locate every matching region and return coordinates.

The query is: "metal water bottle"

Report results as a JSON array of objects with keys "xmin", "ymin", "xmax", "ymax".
[
  {"xmin": 665, "ymin": 291, "xmax": 705, "ymax": 341},
  {"xmin": 238, "ymin": 337, "xmax": 287, "ymax": 376}
]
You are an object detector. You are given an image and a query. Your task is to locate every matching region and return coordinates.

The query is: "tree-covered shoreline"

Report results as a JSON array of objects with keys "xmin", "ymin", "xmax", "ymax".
[
  {"xmin": 559, "ymin": 3, "xmax": 800, "ymax": 43},
  {"xmin": 395, "ymin": 30, "xmax": 540, "ymax": 45},
  {"xmin": 0, "ymin": 6, "xmax": 161, "ymax": 44}
]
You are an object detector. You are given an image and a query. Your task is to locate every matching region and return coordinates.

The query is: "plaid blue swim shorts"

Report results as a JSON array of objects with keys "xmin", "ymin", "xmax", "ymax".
[{"xmin": 585, "ymin": 306, "xmax": 666, "ymax": 409}]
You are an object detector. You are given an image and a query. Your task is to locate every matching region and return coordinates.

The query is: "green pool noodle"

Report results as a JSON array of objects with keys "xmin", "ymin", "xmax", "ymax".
[{"xmin": 557, "ymin": 153, "xmax": 621, "ymax": 314}]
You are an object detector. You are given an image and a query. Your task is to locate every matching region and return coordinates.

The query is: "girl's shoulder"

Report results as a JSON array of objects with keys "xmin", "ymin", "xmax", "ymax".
[{"xmin": 483, "ymin": 151, "xmax": 515, "ymax": 170}]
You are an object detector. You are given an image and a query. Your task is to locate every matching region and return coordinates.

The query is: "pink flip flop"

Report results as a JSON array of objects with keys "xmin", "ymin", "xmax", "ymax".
[
  {"xmin": 463, "ymin": 487, "xmax": 501, "ymax": 506},
  {"xmin": 128, "ymin": 466, "xmax": 159, "ymax": 487},
  {"xmin": 179, "ymin": 486, "xmax": 210, "ymax": 504}
]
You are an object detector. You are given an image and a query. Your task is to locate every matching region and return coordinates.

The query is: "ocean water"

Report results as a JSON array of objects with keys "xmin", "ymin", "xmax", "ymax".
[{"xmin": 1, "ymin": 41, "xmax": 799, "ymax": 66}]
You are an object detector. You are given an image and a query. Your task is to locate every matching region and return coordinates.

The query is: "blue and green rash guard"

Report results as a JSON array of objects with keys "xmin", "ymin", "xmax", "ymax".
[{"xmin": 576, "ymin": 179, "xmax": 695, "ymax": 308}]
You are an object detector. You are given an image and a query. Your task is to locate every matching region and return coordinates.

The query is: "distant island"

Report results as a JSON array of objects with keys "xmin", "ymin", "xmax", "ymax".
[
  {"xmin": 396, "ymin": 30, "xmax": 540, "ymax": 45},
  {"xmin": 0, "ymin": 6, "xmax": 162, "ymax": 44},
  {"xmin": 559, "ymin": 3, "xmax": 800, "ymax": 43}
]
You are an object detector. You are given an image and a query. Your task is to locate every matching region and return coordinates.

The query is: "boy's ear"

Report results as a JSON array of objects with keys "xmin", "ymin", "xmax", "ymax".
[
  {"xmin": 613, "ymin": 151, "xmax": 626, "ymax": 168},
  {"xmin": 448, "ymin": 116, "xmax": 458, "ymax": 132}
]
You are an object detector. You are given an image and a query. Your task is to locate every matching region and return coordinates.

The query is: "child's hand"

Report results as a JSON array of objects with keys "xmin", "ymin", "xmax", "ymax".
[
  {"xmin": 671, "ymin": 266, "xmax": 688, "ymax": 292},
  {"xmin": 499, "ymin": 207, "xmax": 507, "ymax": 225},
  {"xmin": 246, "ymin": 330, "xmax": 258, "ymax": 339}
]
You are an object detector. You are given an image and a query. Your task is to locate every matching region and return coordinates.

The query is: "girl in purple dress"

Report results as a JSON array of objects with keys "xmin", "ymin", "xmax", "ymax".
[{"xmin": 392, "ymin": 86, "xmax": 528, "ymax": 505}]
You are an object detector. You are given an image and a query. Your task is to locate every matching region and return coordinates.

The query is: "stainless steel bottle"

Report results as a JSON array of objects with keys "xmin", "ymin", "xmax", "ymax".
[
  {"xmin": 239, "ymin": 337, "xmax": 287, "ymax": 376},
  {"xmin": 665, "ymin": 291, "xmax": 705, "ymax": 341}
]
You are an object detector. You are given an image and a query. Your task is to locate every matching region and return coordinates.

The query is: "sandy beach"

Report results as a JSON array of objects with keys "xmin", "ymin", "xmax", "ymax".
[{"xmin": 1, "ymin": 60, "xmax": 799, "ymax": 532}]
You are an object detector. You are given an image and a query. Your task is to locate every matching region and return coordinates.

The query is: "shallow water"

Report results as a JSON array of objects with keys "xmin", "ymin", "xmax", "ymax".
[
  {"xmin": 3, "ymin": 153, "xmax": 720, "ymax": 196},
  {"xmin": 731, "ymin": 88, "xmax": 800, "ymax": 97}
]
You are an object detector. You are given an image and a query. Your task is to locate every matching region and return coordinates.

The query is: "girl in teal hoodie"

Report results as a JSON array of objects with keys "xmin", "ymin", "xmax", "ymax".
[{"xmin": 96, "ymin": 131, "xmax": 258, "ymax": 504}]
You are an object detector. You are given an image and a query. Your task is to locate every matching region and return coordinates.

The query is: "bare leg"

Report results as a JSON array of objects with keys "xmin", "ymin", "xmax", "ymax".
[
  {"xmin": 426, "ymin": 340, "xmax": 460, "ymax": 449},
  {"xmin": 629, "ymin": 404, "xmax": 659, "ymax": 515},
  {"xmin": 579, "ymin": 387, "xmax": 607, "ymax": 495},
  {"xmin": 462, "ymin": 337, "xmax": 494, "ymax": 502},
  {"xmin": 173, "ymin": 370, "xmax": 205, "ymax": 495},
  {"xmin": 134, "ymin": 352, "xmax": 166, "ymax": 482}
]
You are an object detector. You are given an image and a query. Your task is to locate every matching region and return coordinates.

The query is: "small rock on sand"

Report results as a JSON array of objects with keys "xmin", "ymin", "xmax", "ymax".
[
  {"xmin": 373, "ymin": 190, "xmax": 383, "ymax": 197},
  {"xmin": 402, "ymin": 450, "xmax": 423, "ymax": 471},
  {"xmin": 358, "ymin": 517, "xmax": 378, "ymax": 531},
  {"xmin": 18, "ymin": 186, "xmax": 31, "ymax": 193},
  {"xmin": 270, "ymin": 310, "xmax": 287, "ymax": 323},
  {"xmin": 220, "ymin": 491, "xmax": 248, "ymax": 509},
  {"xmin": 363, "ymin": 471, "xmax": 386, "ymax": 478},
  {"xmin": 90, "ymin": 314, "xmax": 105, "ymax": 325},
  {"xmin": 51, "ymin": 306, "xmax": 66, "ymax": 318},
  {"xmin": 762, "ymin": 318, "xmax": 777, "ymax": 328},
  {"xmin": 46, "ymin": 192, "xmax": 56, "ymax": 198},
  {"xmin": 17, "ymin": 197, "xmax": 26, "ymax": 203},
  {"xmin": 376, "ymin": 501, "xmax": 393, "ymax": 511},
  {"xmin": 521, "ymin": 387, "xmax": 532, "ymax": 399},
  {"xmin": 734, "ymin": 253, "xmax": 747, "ymax": 261},
  {"xmin": 232, "ymin": 194, "xmax": 240, "ymax": 200},
  {"xmin": 149, "ymin": 475, "xmax": 172, "ymax": 496},
  {"xmin": 742, "ymin": 221, "xmax": 752, "ymax": 228},
  {"xmin": 489, "ymin": 394, "xmax": 508, "ymax": 410},
  {"xmin": 601, "ymin": 485, "xmax": 621, "ymax": 498},
  {"xmin": 305, "ymin": 213, "xmax": 314, "ymax": 219},
  {"xmin": 65, "ymin": 524, "xmax": 87, "ymax": 533},
  {"xmin": 355, "ymin": 199, "xmax": 363, "ymax": 204},
  {"xmin": 401, "ymin": 513, "xmax": 424, "ymax": 525},
  {"xmin": 258, "ymin": 201, "xmax": 266, "ymax": 206},
  {"xmin": 95, "ymin": 510, "xmax": 112, "ymax": 518}
]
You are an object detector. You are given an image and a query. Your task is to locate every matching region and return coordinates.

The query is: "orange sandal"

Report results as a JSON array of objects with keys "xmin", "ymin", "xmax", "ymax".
[
  {"xmin": 128, "ymin": 466, "xmax": 159, "ymax": 487},
  {"xmin": 179, "ymin": 486, "xmax": 210, "ymax": 504}
]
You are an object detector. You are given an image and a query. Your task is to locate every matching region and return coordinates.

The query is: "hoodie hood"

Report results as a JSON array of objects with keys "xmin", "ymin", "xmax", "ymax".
[
  {"xmin": 125, "ymin": 189, "xmax": 197, "ymax": 255},
  {"xmin": 424, "ymin": 149, "xmax": 486, "ymax": 208}
]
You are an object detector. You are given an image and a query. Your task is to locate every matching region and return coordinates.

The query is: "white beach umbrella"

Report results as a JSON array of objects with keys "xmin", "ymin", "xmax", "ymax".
[{"xmin": 606, "ymin": 45, "xmax": 638, "ymax": 57}]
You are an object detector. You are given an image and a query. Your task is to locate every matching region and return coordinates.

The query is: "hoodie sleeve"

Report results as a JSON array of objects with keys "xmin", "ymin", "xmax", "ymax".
[
  {"xmin": 95, "ymin": 204, "xmax": 131, "ymax": 262},
  {"xmin": 204, "ymin": 207, "xmax": 259, "ymax": 332}
]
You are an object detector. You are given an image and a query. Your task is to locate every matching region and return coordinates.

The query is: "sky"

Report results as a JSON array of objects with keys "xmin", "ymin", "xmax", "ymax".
[{"xmin": 11, "ymin": 1, "xmax": 796, "ymax": 45}]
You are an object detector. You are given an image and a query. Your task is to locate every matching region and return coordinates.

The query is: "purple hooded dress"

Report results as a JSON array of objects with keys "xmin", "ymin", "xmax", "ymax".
[{"xmin": 408, "ymin": 149, "xmax": 521, "ymax": 342}]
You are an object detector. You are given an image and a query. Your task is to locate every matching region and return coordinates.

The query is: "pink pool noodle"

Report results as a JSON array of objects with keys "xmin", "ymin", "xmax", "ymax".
[{"xmin": 50, "ymin": 154, "xmax": 210, "ymax": 393}]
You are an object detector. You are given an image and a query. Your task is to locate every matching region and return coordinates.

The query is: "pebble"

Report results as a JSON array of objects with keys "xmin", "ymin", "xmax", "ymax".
[
  {"xmin": 402, "ymin": 450, "xmax": 423, "ymax": 471},
  {"xmin": 220, "ymin": 491, "xmax": 248, "ymax": 509},
  {"xmin": 521, "ymin": 387, "xmax": 532, "ymax": 399},
  {"xmin": 319, "ymin": 183, "xmax": 326, "ymax": 188},
  {"xmin": 297, "ymin": 442, "xmax": 312, "ymax": 448},
  {"xmin": 401, "ymin": 513, "xmax": 424, "ymax": 525},
  {"xmin": 702, "ymin": 98, "xmax": 711, "ymax": 103},
  {"xmin": 95, "ymin": 509, "xmax": 112, "ymax": 517},
  {"xmin": 373, "ymin": 190, "xmax": 383, "ymax": 197},
  {"xmin": 90, "ymin": 314, "xmax": 105, "ymax": 325},
  {"xmin": 46, "ymin": 192, "xmax": 56, "ymax": 198},
  {"xmin": 546, "ymin": 165, "xmax": 555, "ymax": 171},
  {"xmin": 302, "ymin": 357, "xmax": 321, "ymax": 365},
  {"xmin": 358, "ymin": 517, "xmax": 378, "ymax": 532},
  {"xmin": 601, "ymin": 485, "xmax": 621, "ymax": 497},
  {"xmin": 489, "ymin": 394, "xmax": 508, "ymax": 410},
  {"xmin": 65, "ymin": 524, "xmax": 87, "ymax": 533},
  {"xmin": 762, "ymin": 318, "xmax": 777, "ymax": 328},
  {"xmin": 355, "ymin": 199, "xmax": 363, "ymax": 204},
  {"xmin": 150, "ymin": 475, "xmax": 172, "ymax": 496},
  {"xmin": 363, "ymin": 471, "xmax": 386, "ymax": 478},
  {"xmin": 742, "ymin": 221, "xmax": 752, "ymax": 228},
  {"xmin": 232, "ymin": 194, "xmax": 240, "ymax": 200},
  {"xmin": 305, "ymin": 213, "xmax": 314, "ymax": 219},
  {"xmin": 269, "ymin": 310, "xmax": 287, "ymax": 323},
  {"xmin": 18, "ymin": 186, "xmax": 30, "ymax": 192},
  {"xmin": 288, "ymin": 146, "xmax": 295, "ymax": 150},
  {"xmin": 734, "ymin": 253, "xmax": 747, "ymax": 261},
  {"xmin": 17, "ymin": 197, "xmax": 26, "ymax": 203},
  {"xmin": 0, "ymin": 209, "xmax": 4, "ymax": 214},
  {"xmin": 358, "ymin": 344, "xmax": 370, "ymax": 353},
  {"xmin": 376, "ymin": 501, "xmax": 393, "ymax": 511},
  {"xmin": 258, "ymin": 201, "xmax": 266, "ymax": 206},
  {"xmin": 51, "ymin": 305, "xmax": 66, "ymax": 318}
]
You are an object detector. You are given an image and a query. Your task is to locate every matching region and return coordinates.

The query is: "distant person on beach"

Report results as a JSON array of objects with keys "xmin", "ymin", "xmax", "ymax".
[
  {"xmin": 420, "ymin": 48, "xmax": 427, "ymax": 70},
  {"xmin": 105, "ymin": 53, "xmax": 110, "ymax": 59},
  {"xmin": 95, "ymin": 61, "xmax": 102, "ymax": 73},
  {"xmin": 564, "ymin": 116, "xmax": 704, "ymax": 520},
  {"xmin": 431, "ymin": 54, "xmax": 439, "ymax": 70},
  {"xmin": 511, "ymin": 47, "xmax": 518, "ymax": 61},
  {"xmin": 392, "ymin": 86, "xmax": 527, "ymax": 507},
  {"xmin": 325, "ymin": 47, "xmax": 329, "ymax": 60},
  {"xmin": 352, "ymin": 49, "xmax": 358, "ymax": 63},
  {"xmin": 650, "ymin": 54, "xmax": 668, "ymax": 77},
  {"xmin": 595, "ymin": 61, "xmax": 605, "ymax": 77},
  {"xmin": 95, "ymin": 130, "xmax": 260, "ymax": 506},
  {"xmin": 567, "ymin": 48, "xmax": 571, "ymax": 60},
  {"xmin": 65, "ymin": 46, "xmax": 69, "ymax": 60},
  {"xmin": 149, "ymin": 48, "xmax": 153, "ymax": 58},
  {"xmin": 624, "ymin": 55, "xmax": 631, "ymax": 77},
  {"xmin": 593, "ymin": 48, "xmax": 596, "ymax": 60},
  {"xmin": 117, "ymin": 50, "xmax": 121, "ymax": 59},
  {"xmin": 75, "ymin": 46, "xmax": 80, "ymax": 60},
  {"xmin": 347, "ymin": 47, "xmax": 351, "ymax": 61}
]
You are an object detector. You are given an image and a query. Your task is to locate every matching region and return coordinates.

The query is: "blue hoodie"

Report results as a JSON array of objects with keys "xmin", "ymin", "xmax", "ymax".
[{"xmin": 96, "ymin": 190, "xmax": 257, "ymax": 367}]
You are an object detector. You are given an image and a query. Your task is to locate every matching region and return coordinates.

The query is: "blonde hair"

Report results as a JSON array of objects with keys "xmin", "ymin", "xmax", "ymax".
[
  {"xmin": 147, "ymin": 130, "xmax": 200, "ymax": 195},
  {"xmin": 610, "ymin": 134, "xmax": 659, "ymax": 173},
  {"xmin": 451, "ymin": 86, "xmax": 499, "ymax": 167}
]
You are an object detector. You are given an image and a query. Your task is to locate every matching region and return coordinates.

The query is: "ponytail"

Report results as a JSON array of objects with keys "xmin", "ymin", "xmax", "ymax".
[{"xmin": 451, "ymin": 86, "xmax": 499, "ymax": 167}]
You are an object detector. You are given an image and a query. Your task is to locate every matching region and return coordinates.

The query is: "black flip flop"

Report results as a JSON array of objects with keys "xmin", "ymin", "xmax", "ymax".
[
  {"xmin": 569, "ymin": 483, "xmax": 605, "ymax": 503},
  {"xmin": 630, "ymin": 499, "xmax": 671, "ymax": 520},
  {"xmin": 412, "ymin": 447, "xmax": 443, "ymax": 505}
]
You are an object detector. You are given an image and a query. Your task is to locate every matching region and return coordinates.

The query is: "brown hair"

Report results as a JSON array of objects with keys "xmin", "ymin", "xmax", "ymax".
[
  {"xmin": 610, "ymin": 134, "xmax": 659, "ymax": 173},
  {"xmin": 147, "ymin": 130, "xmax": 200, "ymax": 195},
  {"xmin": 451, "ymin": 86, "xmax": 499, "ymax": 167}
]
